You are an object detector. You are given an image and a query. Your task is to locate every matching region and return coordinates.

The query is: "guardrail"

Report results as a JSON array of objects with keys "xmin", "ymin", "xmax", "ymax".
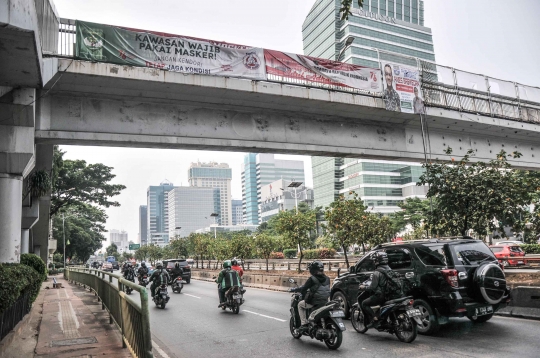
[
  {"xmin": 498, "ymin": 255, "xmax": 540, "ymax": 268},
  {"xmin": 64, "ymin": 267, "xmax": 153, "ymax": 358},
  {"xmin": 194, "ymin": 259, "xmax": 354, "ymax": 271}
]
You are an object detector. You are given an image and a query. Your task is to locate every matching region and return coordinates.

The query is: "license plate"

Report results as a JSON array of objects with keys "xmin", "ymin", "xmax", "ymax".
[
  {"xmin": 518, "ymin": 261, "xmax": 524, "ymax": 264},
  {"xmin": 407, "ymin": 309, "xmax": 422, "ymax": 317},
  {"xmin": 330, "ymin": 310, "xmax": 345, "ymax": 318},
  {"xmin": 475, "ymin": 306, "xmax": 493, "ymax": 316},
  {"xmin": 233, "ymin": 294, "xmax": 242, "ymax": 299}
]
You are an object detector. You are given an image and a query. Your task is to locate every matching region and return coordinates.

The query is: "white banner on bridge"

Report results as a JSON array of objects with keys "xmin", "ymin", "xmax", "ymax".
[{"xmin": 381, "ymin": 62, "xmax": 425, "ymax": 114}]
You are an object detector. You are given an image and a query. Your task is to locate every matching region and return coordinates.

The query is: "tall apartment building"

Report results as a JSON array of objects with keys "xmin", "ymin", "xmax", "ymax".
[
  {"xmin": 110, "ymin": 229, "xmax": 128, "ymax": 252},
  {"xmin": 138, "ymin": 205, "xmax": 147, "ymax": 245},
  {"xmin": 304, "ymin": 0, "xmax": 433, "ymax": 212},
  {"xmin": 168, "ymin": 187, "xmax": 221, "ymax": 237},
  {"xmin": 260, "ymin": 179, "xmax": 314, "ymax": 223},
  {"xmin": 188, "ymin": 162, "xmax": 232, "ymax": 226},
  {"xmin": 241, "ymin": 153, "xmax": 305, "ymax": 224},
  {"xmin": 231, "ymin": 199, "xmax": 243, "ymax": 225},
  {"xmin": 147, "ymin": 181, "xmax": 174, "ymax": 246}
]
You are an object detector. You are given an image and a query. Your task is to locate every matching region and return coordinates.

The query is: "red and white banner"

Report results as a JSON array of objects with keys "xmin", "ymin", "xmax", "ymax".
[{"xmin": 264, "ymin": 50, "xmax": 382, "ymax": 92}]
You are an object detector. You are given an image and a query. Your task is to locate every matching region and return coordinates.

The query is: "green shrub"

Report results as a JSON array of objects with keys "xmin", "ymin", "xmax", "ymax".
[
  {"xmin": 0, "ymin": 264, "xmax": 42, "ymax": 314},
  {"xmin": 302, "ymin": 248, "xmax": 337, "ymax": 260},
  {"xmin": 270, "ymin": 252, "xmax": 284, "ymax": 259},
  {"xmin": 284, "ymin": 249, "xmax": 297, "ymax": 259},
  {"xmin": 21, "ymin": 253, "xmax": 47, "ymax": 282},
  {"xmin": 48, "ymin": 262, "xmax": 64, "ymax": 269},
  {"xmin": 522, "ymin": 244, "xmax": 540, "ymax": 254}
]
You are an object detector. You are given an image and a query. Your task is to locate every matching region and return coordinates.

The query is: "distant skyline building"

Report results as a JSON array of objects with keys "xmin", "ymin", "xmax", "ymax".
[
  {"xmin": 188, "ymin": 161, "xmax": 232, "ymax": 226},
  {"xmin": 110, "ymin": 229, "xmax": 129, "ymax": 252},
  {"xmin": 231, "ymin": 199, "xmax": 243, "ymax": 225},
  {"xmin": 303, "ymin": 0, "xmax": 433, "ymax": 212},
  {"xmin": 168, "ymin": 186, "xmax": 221, "ymax": 238},
  {"xmin": 139, "ymin": 205, "xmax": 147, "ymax": 245},
  {"xmin": 260, "ymin": 179, "xmax": 314, "ymax": 223},
  {"xmin": 195, "ymin": 224, "xmax": 258, "ymax": 235},
  {"xmin": 241, "ymin": 153, "xmax": 305, "ymax": 225},
  {"xmin": 147, "ymin": 181, "xmax": 174, "ymax": 246}
]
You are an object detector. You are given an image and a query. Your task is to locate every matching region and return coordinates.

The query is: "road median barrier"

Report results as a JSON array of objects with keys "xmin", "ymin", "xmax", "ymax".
[{"xmin": 496, "ymin": 286, "xmax": 540, "ymax": 320}]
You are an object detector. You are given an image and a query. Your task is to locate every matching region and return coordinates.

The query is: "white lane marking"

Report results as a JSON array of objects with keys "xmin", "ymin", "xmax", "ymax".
[
  {"xmin": 243, "ymin": 310, "xmax": 286, "ymax": 322},
  {"xmin": 152, "ymin": 340, "xmax": 171, "ymax": 358},
  {"xmin": 184, "ymin": 293, "xmax": 201, "ymax": 299}
]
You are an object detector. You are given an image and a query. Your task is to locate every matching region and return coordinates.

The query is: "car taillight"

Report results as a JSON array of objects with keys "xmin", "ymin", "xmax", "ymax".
[
  {"xmin": 185, "ymin": 265, "xmax": 190, "ymax": 269},
  {"xmin": 408, "ymin": 299, "xmax": 414, "ymax": 306},
  {"xmin": 441, "ymin": 269, "xmax": 459, "ymax": 288}
]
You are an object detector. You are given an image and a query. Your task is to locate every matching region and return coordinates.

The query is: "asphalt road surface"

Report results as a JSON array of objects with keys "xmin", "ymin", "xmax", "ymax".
[{"xmin": 147, "ymin": 279, "xmax": 540, "ymax": 358}]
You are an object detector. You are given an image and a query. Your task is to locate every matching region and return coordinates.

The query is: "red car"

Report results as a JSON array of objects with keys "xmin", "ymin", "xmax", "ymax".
[{"xmin": 489, "ymin": 245, "xmax": 526, "ymax": 267}]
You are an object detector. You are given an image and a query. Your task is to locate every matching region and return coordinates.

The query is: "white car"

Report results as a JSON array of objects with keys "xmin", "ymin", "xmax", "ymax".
[{"xmin": 495, "ymin": 240, "xmax": 523, "ymax": 246}]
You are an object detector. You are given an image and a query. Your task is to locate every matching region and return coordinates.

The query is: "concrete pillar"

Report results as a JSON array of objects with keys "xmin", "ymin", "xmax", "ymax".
[
  {"xmin": 0, "ymin": 174, "xmax": 23, "ymax": 263},
  {"xmin": 21, "ymin": 229, "xmax": 30, "ymax": 254}
]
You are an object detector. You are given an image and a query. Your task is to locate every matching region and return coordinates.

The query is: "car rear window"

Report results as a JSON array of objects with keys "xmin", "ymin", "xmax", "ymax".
[
  {"xmin": 509, "ymin": 246, "xmax": 523, "ymax": 253},
  {"xmin": 451, "ymin": 242, "xmax": 496, "ymax": 265},
  {"xmin": 415, "ymin": 245, "xmax": 448, "ymax": 266},
  {"xmin": 490, "ymin": 247, "xmax": 504, "ymax": 253}
]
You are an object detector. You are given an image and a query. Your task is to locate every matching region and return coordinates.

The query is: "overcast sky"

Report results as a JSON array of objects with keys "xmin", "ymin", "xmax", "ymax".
[{"xmin": 52, "ymin": 0, "xmax": 540, "ymax": 245}]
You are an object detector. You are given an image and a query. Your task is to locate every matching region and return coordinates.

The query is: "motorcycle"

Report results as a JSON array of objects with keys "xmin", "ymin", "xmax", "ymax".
[
  {"xmin": 213, "ymin": 276, "xmax": 244, "ymax": 314},
  {"xmin": 350, "ymin": 288, "xmax": 422, "ymax": 343},
  {"xmin": 153, "ymin": 283, "xmax": 170, "ymax": 309},
  {"xmin": 171, "ymin": 276, "xmax": 185, "ymax": 293},
  {"xmin": 288, "ymin": 278, "xmax": 346, "ymax": 350},
  {"xmin": 138, "ymin": 275, "xmax": 149, "ymax": 287}
]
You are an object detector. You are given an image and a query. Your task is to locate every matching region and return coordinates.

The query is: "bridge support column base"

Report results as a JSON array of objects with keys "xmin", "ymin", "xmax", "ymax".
[{"xmin": 0, "ymin": 174, "xmax": 23, "ymax": 263}]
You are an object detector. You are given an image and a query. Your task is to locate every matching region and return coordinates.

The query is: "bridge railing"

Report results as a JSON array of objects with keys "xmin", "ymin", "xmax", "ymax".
[
  {"xmin": 35, "ymin": 0, "xmax": 59, "ymax": 55},
  {"xmin": 64, "ymin": 267, "xmax": 153, "ymax": 358},
  {"xmin": 54, "ymin": 19, "xmax": 540, "ymax": 125}
]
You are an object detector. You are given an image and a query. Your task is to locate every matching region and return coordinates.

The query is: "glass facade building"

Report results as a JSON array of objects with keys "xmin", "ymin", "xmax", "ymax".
[
  {"xmin": 147, "ymin": 181, "xmax": 175, "ymax": 246},
  {"xmin": 304, "ymin": 0, "xmax": 433, "ymax": 212},
  {"xmin": 231, "ymin": 199, "xmax": 243, "ymax": 225},
  {"xmin": 241, "ymin": 153, "xmax": 305, "ymax": 224},
  {"xmin": 138, "ymin": 205, "xmax": 147, "ymax": 246},
  {"xmin": 188, "ymin": 162, "xmax": 232, "ymax": 225},
  {"xmin": 168, "ymin": 187, "xmax": 221, "ymax": 237}
]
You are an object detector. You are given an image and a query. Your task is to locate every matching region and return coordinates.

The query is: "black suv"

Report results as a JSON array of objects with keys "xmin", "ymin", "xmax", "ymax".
[
  {"xmin": 331, "ymin": 238, "xmax": 510, "ymax": 335},
  {"xmin": 164, "ymin": 259, "xmax": 191, "ymax": 283}
]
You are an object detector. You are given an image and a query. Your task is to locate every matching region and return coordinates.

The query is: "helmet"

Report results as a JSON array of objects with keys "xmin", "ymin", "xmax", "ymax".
[
  {"xmin": 370, "ymin": 251, "xmax": 389, "ymax": 266},
  {"xmin": 156, "ymin": 261, "xmax": 163, "ymax": 269},
  {"xmin": 308, "ymin": 261, "xmax": 324, "ymax": 276},
  {"xmin": 222, "ymin": 260, "xmax": 232, "ymax": 269},
  {"xmin": 141, "ymin": 262, "xmax": 146, "ymax": 268},
  {"xmin": 231, "ymin": 259, "xmax": 238, "ymax": 266},
  {"xmin": 125, "ymin": 262, "xmax": 131, "ymax": 267}
]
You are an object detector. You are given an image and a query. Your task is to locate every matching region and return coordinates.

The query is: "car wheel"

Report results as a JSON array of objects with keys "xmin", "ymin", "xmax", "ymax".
[
  {"xmin": 332, "ymin": 291, "xmax": 350, "ymax": 319},
  {"xmin": 413, "ymin": 299, "xmax": 440, "ymax": 335},
  {"xmin": 467, "ymin": 313, "xmax": 493, "ymax": 323}
]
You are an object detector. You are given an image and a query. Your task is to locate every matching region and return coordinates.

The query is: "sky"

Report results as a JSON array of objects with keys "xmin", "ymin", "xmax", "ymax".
[{"xmin": 52, "ymin": 0, "xmax": 540, "ymax": 245}]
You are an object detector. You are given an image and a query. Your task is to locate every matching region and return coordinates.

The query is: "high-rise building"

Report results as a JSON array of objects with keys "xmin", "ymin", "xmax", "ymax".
[
  {"xmin": 147, "ymin": 181, "xmax": 174, "ymax": 246},
  {"xmin": 231, "ymin": 199, "xmax": 243, "ymax": 225},
  {"xmin": 168, "ymin": 186, "xmax": 221, "ymax": 237},
  {"xmin": 139, "ymin": 205, "xmax": 147, "ymax": 245},
  {"xmin": 241, "ymin": 153, "xmax": 306, "ymax": 224},
  {"xmin": 188, "ymin": 162, "xmax": 232, "ymax": 226},
  {"xmin": 110, "ymin": 229, "xmax": 129, "ymax": 252},
  {"xmin": 260, "ymin": 179, "xmax": 314, "ymax": 223},
  {"xmin": 304, "ymin": 0, "xmax": 432, "ymax": 212}
]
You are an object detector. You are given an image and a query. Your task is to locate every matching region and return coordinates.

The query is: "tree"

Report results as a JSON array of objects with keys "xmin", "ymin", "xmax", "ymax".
[
  {"xmin": 192, "ymin": 233, "xmax": 211, "ymax": 268},
  {"xmin": 324, "ymin": 192, "xmax": 367, "ymax": 268},
  {"xmin": 50, "ymin": 146, "xmax": 126, "ymax": 217},
  {"xmin": 229, "ymin": 233, "xmax": 254, "ymax": 270},
  {"xmin": 340, "ymin": 0, "xmax": 364, "ymax": 20},
  {"xmin": 106, "ymin": 243, "xmax": 118, "ymax": 257},
  {"xmin": 135, "ymin": 246, "xmax": 149, "ymax": 262},
  {"xmin": 169, "ymin": 236, "xmax": 190, "ymax": 258},
  {"xmin": 146, "ymin": 244, "xmax": 163, "ymax": 265},
  {"xmin": 274, "ymin": 209, "xmax": 316, "ymax": 271},
  {"xmin": 255, "ymin": 233, "xmax": 278, "ymax": 272},
  {"xmin": 122, "ymin": 252, "xmax": 133, "ymax": 262},
  {"xmin": 390, "ymin": 197, "xmax": 432, "ymax": 234},
  {"xmin": 419, "ymin": 149, "xmax": 540, "ymax": 239},
  {"xmin": 358, "ymin": 214, "xmax": 395, "ymax": 249}
]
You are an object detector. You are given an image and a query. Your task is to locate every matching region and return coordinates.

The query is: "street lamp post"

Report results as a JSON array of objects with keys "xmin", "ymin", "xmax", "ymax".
[
  {"xmin": 337, "ymin": 36, "xmax": 355, "ymax": 61},
  {"xmin": 210, "ymin": 213, "xmax": 219, "ymax": 238},
  {"xmin": 287, "ymin": 181, "xmax": 304, "ymax": 213}
]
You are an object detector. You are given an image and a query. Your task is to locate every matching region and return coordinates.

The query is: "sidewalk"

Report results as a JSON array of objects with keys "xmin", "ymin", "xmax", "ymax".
[{"xmin": 3, "ymin": 275, "xmax": 133, "ymax": 358}]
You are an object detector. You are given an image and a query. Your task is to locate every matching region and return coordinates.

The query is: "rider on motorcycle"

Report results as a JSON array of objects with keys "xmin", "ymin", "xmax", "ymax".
[
  {"xmin": 149, "ymin": 261, "xmax": 171, "ymax": 298},
  {"xmin": 170, "ymin": 262, "xmax": 184, "ymax": 281},
  {"xmin": 137, "ymin": 261, "xmax": 149, "ymax": 283},
  {"xmin": 360, "ymin": 251, "xmax": 392, "ymax": 328},
  {"xmin": 123, "ymin": 262, "xmax": 136, "ymax": 282},
  {"xmin": 216, "ymin": 260, "xmax": 241, "ymax": 308},
  {"xmin": 231, "ymin": 259, "xmax": 243, "ymax": 278},
  {"xmin": 288, "ymin": 261, "xmax": 330, "ymax": 332}
]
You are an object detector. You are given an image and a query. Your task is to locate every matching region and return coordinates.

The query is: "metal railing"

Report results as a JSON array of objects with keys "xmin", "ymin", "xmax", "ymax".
[
  {"xmin": 64, "ymin": 267, "xmax": 153, "ymax": 358},
  {"xmin": 53, "ymin": 19, "xmax": 540, "ymax": 125},
  {"xmin": 0, "ymin": 289, "xmax": 31, "ymax": 341},
  {"xmin": 34, "ymin": 0, "xmax": 59, "ymax": 55}
]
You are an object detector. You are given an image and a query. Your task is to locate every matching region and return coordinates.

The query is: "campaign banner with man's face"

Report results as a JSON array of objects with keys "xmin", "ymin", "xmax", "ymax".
[
  {"xmin": 75, "ymin": 20, "xmax": 266, "ymax": 80},
  {"xmin": 265, "ymin": 50, "xmax": 382, "ymax": 92},
  {"xmin": 381, "ymin": 62, "xmax": 424, "ymax": 114}
]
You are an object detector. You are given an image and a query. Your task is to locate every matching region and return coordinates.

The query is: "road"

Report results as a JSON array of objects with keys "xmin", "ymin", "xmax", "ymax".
[{"xmin": 148, "ymin": 279, "xmax": 540, "ymax": 358}]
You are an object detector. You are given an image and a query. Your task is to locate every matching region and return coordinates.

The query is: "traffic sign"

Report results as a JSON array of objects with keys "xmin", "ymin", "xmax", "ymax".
[{"xmin": 129, "ymin": 244, "xmax": 140, "ymax": 250}]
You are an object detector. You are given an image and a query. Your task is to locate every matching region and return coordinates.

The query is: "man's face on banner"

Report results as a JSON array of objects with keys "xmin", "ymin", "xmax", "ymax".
[
  {"xmin": 414, "ymin": 87, "xmax": 419, "ymax": 98},
  {"xmin": 384, "ymin": 65, "xmax": 393, "ymax": 88}
]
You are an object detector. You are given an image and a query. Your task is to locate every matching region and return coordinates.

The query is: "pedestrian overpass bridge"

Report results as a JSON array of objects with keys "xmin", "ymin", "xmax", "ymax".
[{"xmin": 1, "ymin": 0, "xmax": 540, "ymax": 264}]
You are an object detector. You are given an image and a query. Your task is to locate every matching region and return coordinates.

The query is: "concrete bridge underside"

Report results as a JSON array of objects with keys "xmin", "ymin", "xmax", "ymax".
[{"xmin": 36, "ymin": 60, "xmax": 540, "ymax": 169}]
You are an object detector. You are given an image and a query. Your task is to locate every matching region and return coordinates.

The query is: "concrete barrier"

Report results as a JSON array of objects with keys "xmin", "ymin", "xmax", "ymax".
[
  {"xmin": 191, "ymin": 270, "xmax": 334, "ymax": 292},
  {"xmin": 496, "ymin": 286, "xmax": 540, "ymax": 320}
]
